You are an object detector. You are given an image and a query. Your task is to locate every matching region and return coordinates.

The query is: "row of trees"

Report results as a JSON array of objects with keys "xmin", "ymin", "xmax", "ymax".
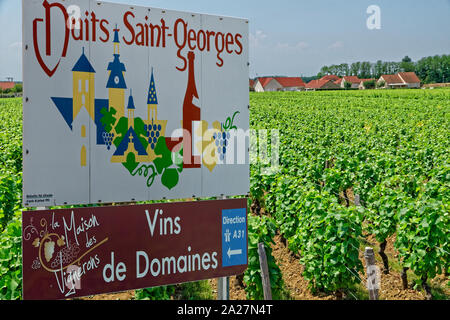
[{"xmin": 317, "ymin": 55, "xmax": 450, "ymax": 84}]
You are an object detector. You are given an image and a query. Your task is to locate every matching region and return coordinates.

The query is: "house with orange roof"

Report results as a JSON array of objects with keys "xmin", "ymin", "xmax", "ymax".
[
  {"xmin": 0, "ymin": 81, "xmax": 16, "ymax": 91},
  {"xmin": 249, "ymin": 79, "xmax": 256, "ymax": 91},
  {"xmin": 305, "ymin": 78, "xmax": 340, "ymax": 91},
  {"xmin": 274, "ymin": 77, "xmax": 306, "ymax": 91},
  {"xmin": 254, "ymin": 77, "xmax": 306, "ymax": 92},
  {"xmin": 320, "ymin": 75, "xmax": 341, "ymax": 82},
  {"xmin": 255, "ymin": 77, "xmax": 278, "ymax": 92},
  {"xmin": 340, "ymin": 76, "xmax": 361, "ymax": 89},
  {"xmin": 378, "ymin": 72, "xmax": 421, "ymax": 89}
]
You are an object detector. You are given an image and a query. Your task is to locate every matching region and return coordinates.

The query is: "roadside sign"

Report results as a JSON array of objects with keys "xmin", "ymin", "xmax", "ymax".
[
  {"xmin": 22, "ymin": 0, "xmax": 249, "ymax": 206},
  {"xmin": 221, "ymin": 208, "xmax": 247, "ymax": 267},
  {"xmin": 22, "ymin": 198, "xmax": 248, "ymax": 300}
]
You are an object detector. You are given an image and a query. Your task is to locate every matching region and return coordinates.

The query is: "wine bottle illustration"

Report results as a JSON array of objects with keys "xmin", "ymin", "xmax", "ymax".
[{"xmin": 182, "ymin": 51, "xmax": 201, "ymax": 169}]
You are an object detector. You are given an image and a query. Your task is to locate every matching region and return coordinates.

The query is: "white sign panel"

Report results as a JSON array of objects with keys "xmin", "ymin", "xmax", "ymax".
[{"xmin": 22, "ymin": 0, "xmax": 249, "ymax": 206}]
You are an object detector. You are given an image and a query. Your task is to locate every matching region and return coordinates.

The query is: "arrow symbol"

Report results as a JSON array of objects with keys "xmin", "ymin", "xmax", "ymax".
[{"xmin": 227, "ymin": 247, "xmax": 242, "ymax": 258}]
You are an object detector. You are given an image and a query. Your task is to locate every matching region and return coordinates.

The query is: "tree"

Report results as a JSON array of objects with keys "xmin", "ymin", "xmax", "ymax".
[
  {"xmin": 344, "ymin": 81, "xmax": 352, "ymax": 90},
  {"xmin": 377, "ymin": 80, "xmax": 386, "ymax": 89},
  {"xmin": 400, "ymin": 55, "xmax": 415, "ymax": 72},
  {"xmin": 363, "ymin": 80, "xmax": 376, "ymax": 89},
  {"xmin": 373, "ymin": 60, "xmax": 384, "ymax": 79},
  {"xmin": 319, "ymin": 66, "xmax": 330, "ymax": 76},
  {"xmin": 360, "ymin": 61, "xmax": 372, "ymax": 78},
  {"xmin": 316, "ymin": 54, "xmax": 450, "ymax": 84},
  {"xmin": 340, "ymin": 63, "xmax": 350, "ymax": 77},
  {"xmin": 350, "ymin": 62, "xmax": 361, "ymax": 76},
  {"xmin": 13, "ymin": 84, "xmax": 22, "ymax": 93}
]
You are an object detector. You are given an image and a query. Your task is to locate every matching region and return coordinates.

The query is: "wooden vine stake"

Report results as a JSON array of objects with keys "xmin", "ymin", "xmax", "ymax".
[
  {"xmin": 364, "ymin": 247, "xmax": 380, "ymax": 300},
  {"xmin": 258, "ymin": 242, "xmax": 272, "ymax": 300}
]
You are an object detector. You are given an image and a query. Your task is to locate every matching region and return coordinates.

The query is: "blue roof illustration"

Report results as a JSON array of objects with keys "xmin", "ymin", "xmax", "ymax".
[
  {"xmin": 113, "ymin": 127, "xmax": 148, "ymax": 157},
  {"xmin": 72, "ymin": 48, "xmax": 96, "ymax": 73},
  {"xmin": 147, "ymin": 69, "xmax": 158, "ymax": 105},
  {"xmin": 51, "ymin": 97, "xmax": 73, "ymax": 129},
  {"xmin": 127, "ymin": 90, "xmax": 135, "ymax": 110},
  {"xmin": 51, "ymin": 96, "xmax": 109, "ymax": 146},
  {"xmin": 106, "ymin": 54, "xmax": 127, "ymax": 89}
]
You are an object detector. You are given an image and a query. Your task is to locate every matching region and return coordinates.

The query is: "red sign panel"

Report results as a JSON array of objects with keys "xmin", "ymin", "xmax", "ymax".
[{"xmin": 22, "ymin": 199, "xmax": 248, "ymax": 300}]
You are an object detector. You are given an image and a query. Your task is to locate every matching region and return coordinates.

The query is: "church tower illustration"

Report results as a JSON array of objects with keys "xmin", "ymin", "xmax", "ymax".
[
  {"xmin": 107, "ymin": 25, "xmax": 127, "ymax": 120},
  {"xmin": 144, "ymin": 68, "xmax": 167, "ymax": 161},
  {"xmin": 127, "ymin": 89, "xmax": 135, "ymax": 129},
  {"xmin": 72, "ymin": 47, "xmax": 96, "ymax": 167},
  {"xmin": 147, "ymin": 69, "xmax": 158, "ymax": 123}
]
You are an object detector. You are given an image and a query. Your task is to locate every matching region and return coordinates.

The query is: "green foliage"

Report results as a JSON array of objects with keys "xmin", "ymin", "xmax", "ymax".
[
  {"xmin": 318, "ymin": 54, "xmax": 450, "ymax": 84},
  {"xmin": 135, "ymin": 281, "xmax": 213, "ymax": 300},
  {"xmin": 12, "ymin": 84, "xmax": 23, "ymax": 93},
  {"xmin": 0, "ymin": 171, "xmax": 21, "ymax": 232},
  {"xmin": 343, "ymin": 81, "xmax": 352, "ymax": 90},
  {"xmin": 289, "ymin": 190, "xmax": 364, "ymax": 294},
  {"xmin": 395, "ymin": 198, "xmax": 449, "ymax": 286},
  {"xmin": 0, "ymin": 99, "xmax": 22, "ymax": 174},
  {"xmin": 363, "ymin": 80, "xmax": 376, "ymax": 89},
  {"xmin": 250, "ymin": 89, "xmax": 449, "ymax": 297},
  {"xmin": 135, "ymin": 285, "xmax": 176, "ymax": 300},
  {"xmin": 0, "ymin": 212, "xmax": 22, "ymax": 300},
  {"xmin": 366, "ymin": 182, "xmax": 405, "ymax": 244},
  {"xmin": 175, "ymin": 281, "xmax": 214, "ymax": 300},
  {"xmin": 0, "ymin": 99, "xmax": 22, "ymax": 232},
  {"xmin": 377, "ymin": 80, "xmax": 386, "ymax": 88},
  {"xmin": 244, "ymin": 214, "xmax": 287, "ymax": 300}
]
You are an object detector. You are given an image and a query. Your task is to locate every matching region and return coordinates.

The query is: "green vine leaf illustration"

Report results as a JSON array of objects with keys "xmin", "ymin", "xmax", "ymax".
[
  {"xmin": 100, "ymin": 107, "xmax": 117, "ymax": 133},
  {"xmin": 154, "ymin": 137, "xmax": 183, "ymax": 190},
  {"xmin": 161, "ymin": 168, "xmax": 179, "ymax": 190}
]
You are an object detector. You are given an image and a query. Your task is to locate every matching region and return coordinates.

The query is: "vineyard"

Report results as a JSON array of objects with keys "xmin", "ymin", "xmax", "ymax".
[{"xmin": 0, "ymin": 88, "xmax": 449, "ymax": 300}]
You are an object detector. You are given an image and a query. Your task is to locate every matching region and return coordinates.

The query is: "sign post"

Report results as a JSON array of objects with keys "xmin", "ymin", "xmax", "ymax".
[
  {"xmin": 21, "ymin": 0, "xmax": 249, "ymax": 300},
  {"xmin": 22, "ymin": 199, "xmax": 248, "ymax": 300},
  {"xmin": 22, "ymin": 0, "xmax": 249, "ymax": 206}
]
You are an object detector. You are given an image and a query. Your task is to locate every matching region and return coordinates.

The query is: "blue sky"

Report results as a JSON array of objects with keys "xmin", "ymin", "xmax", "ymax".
[{"xmin": 1, "ymin": 0, "xmax": 449, "ymax": 80}]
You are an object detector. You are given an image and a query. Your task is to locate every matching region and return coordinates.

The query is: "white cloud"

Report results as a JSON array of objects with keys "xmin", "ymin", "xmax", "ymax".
[
  {"xmin": 250, "ymin": 30, "xmax": 267, "ymax": 48},
  {"xmin": 275, "ymin": 41, "xmax": 310, "ymax": 52},
  {"xmin": 295, "ymin": 41, "xmax": 310, "ymax": 50},
  {"xmin": 328, "ymin": 41, "xmax": 344, "ymax": 49}
]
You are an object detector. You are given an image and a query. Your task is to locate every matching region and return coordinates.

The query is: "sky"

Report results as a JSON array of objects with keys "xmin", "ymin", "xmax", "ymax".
[{"xmin": 1, "ymin": 0, "xmax": 449, "ymax": 81}]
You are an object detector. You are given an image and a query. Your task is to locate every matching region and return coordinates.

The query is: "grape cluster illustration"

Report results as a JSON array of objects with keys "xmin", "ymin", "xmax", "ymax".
[
  {"xmin": 103, "ymin": 132, "xmax": 115, "ymax": 150},
  {"xmin": 50, "ymin": 243, "xmax": 81, "ymax": 268},
  {"xmin": 213, "ymin": 130, "xmax": 230, "ymax": 161},
  {"xmin": 145, "ymin": 123, "xmax": 162, "ymax": 150}
]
